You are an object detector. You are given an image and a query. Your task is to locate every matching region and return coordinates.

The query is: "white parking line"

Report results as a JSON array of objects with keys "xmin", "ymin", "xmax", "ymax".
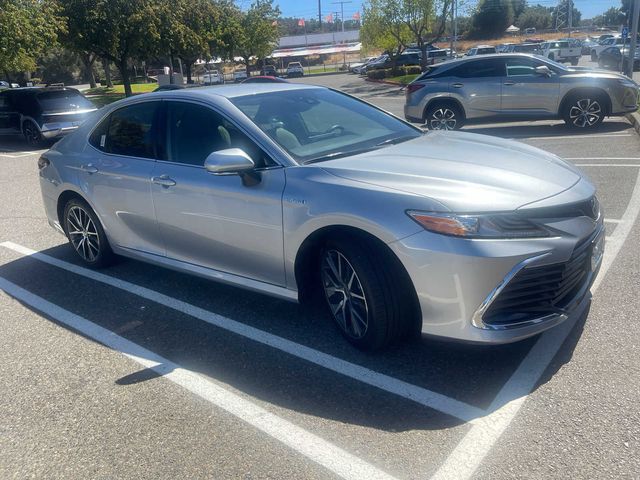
[
  {"xmin": 0, "ymin": 277, "xmax": 397, "ymax": 480},
  {"xmin": 511, "ymin": 134, "xmax": 634, "ymax": 141},
  {"xmin": 0, "ymin": 241, "xmax": 485, "ymax": 423},
  {"xmin": 566, "ymin": 157, "xmax": 640, "ymax": 161},
  {"xmin": 0, "ymin": 152, "xmax": 39, "ymax": 158},
  {"xmin": 575, "ymin": 164, "xmax": 640, "ymax": 167},
  {"xmin": 430, "ymin": 168, "xmax": 640, "ymax": 480},
  {"xmin": 604, "ymin": 218, "xmax": 622, "ymax": 224}
]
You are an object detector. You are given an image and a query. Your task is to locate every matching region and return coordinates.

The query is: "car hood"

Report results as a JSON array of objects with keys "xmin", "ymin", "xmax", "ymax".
[{"xmin": 319, "ymin": 131, "xmax": 583, "ymax": 213}]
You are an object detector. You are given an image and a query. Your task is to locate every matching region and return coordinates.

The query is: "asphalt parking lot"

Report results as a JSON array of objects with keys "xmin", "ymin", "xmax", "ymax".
[{"xmin": 1, "ymin": 74, "xmax": 640, "ymax": 479}]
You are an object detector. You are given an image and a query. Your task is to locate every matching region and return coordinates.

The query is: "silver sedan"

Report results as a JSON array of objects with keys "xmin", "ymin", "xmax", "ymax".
[
  {"xmin": 38, "ymin": 84, "xmax": 604, "ymax": 350},
  {"xmin": 404, "ymin": 53, "xmax": 639, "ymax": 130}
]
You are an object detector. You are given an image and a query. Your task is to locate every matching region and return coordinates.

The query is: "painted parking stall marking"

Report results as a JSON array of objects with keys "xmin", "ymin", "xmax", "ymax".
[
  {"xmin": 0, "ymin": 241, "xmax": 485, "ymax": 423},
  {"xmin": 0, "ymin": 277, "xmax": 397, "ymax": 480},
  {"xmin": 430, "ymin": 168, "xmax": 640, "ymax": 480}
]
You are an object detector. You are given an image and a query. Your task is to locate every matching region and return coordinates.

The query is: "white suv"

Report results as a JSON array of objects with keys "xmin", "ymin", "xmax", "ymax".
[
  {"xmin": 540, "ymin": 40, "xmax": 581, "ymax": 65},
  {"xmin": 286, "ymin": 62, "xmax": 304, "ymax": 78},
  {"xmin": 590, "ymin": 36, "xmax": 626, "ymax": 61},
  {"xmin": 202, "ymin": 70, "xmax": 224, "ymax": 85}
]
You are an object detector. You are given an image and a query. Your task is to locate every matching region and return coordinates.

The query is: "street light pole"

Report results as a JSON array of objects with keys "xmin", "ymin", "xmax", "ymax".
[
  {"xmin": 332, "ymin": 0, "xmax": 352, "ymax": 33},
  {"xmin": 628, "ymin": 0, "xmax": 639, "ymax": 78}
]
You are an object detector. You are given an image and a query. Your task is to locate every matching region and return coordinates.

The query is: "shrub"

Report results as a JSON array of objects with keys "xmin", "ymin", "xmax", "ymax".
[{"xmin": 367, "ymin": 68, "xmax": 389, "ymax": 80}]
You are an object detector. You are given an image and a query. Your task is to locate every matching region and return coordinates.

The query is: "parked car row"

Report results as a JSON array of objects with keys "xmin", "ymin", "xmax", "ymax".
[{"xmin": 202, "ymin": 63, "xmax": 303, "ymax": 84}]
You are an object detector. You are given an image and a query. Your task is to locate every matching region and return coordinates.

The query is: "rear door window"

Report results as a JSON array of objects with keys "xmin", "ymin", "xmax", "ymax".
[
  {"xmin": 449, "ymin": 59, "xmax": 505, "ymax": 78},
  {"xmin": 105, "ymin": 102, "xmax": 160, "ymax": 159}
]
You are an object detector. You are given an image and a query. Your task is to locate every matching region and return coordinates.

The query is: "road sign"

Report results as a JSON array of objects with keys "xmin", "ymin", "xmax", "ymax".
[{"xmin": 622, "ymin": 26, "xmax": 629, "ymax": 38}]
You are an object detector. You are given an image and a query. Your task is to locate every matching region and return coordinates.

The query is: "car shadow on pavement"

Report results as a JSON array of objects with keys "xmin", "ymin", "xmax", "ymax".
[
  {"xmin": 0, "ymin": 245, "xmax": 587, "ymax": 432},
  {"xmin": 464, "ymin": 120, "xmax": 632, "ymax": 139}
]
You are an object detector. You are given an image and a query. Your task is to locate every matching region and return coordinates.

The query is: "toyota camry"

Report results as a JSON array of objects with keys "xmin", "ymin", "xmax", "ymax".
[{"xmin": 38, "ymin": 84, "xmax": 604, "ymax": 350}]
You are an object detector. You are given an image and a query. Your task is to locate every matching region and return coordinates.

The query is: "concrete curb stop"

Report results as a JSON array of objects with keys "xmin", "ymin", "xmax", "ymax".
[{"xmin": 626, "ymin": 111, "xmax": 640, "ymax": 135}]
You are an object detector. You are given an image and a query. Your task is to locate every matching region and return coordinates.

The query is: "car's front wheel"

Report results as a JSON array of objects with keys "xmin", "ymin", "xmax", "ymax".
[
  {"xmin": 63, "ymin": 198, "xmax": 114, "ymax": 268},
  {"xmin": 570, "ymin": 57, "xmax": 579, "ymax": 66},
  {"xmin": 320, "ymin": 237, "xmax": 415, "ymax": 350},
  {"xmin": 424, "ymin": 103, "xmax": 464, "ymax": 131},
  {"xmin": 563, "ymin": 93, "xmax": 606, "ymax": 129}
]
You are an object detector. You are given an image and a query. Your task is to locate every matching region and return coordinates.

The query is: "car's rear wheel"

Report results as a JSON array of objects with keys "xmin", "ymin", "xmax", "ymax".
[
  {"xmin": 319, "ymin": 236, "xmax": 414, "ymax": 350},
  {"xmin": 23, "ymin": 121, "xmax": 43, "ymax": 147},
  {"xmin": 570, "ymin": 57, "xmax": 579, "ymax": 66},
  {"xmin": 63, "ymin": 198, "xmax": 114, "ymax": 268},
  {"xmin": 424, "ymin": 103, "xmax": 464, "ymax": 131},
  {"xmin": 563, "ymin": 93, "xmax": 606, "ymax": 129}
]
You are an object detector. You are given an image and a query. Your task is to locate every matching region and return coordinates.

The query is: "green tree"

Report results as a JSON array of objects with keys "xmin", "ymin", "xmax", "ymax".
[
  {"xmin": 361, "ymin": 0, "xmax": 413, "ymax": 58},
  {"xmin": 229, "ymin": 0, "xmax": 280, "ymax": 75},
  {"xmin": 402, "ymin": 0, "xmax": 452, "ymax": 68},
  {"xmin": 59, "ymin": 0, "xmax": 162, "ymax": 96},
  {"xmin": 516, "ymin": 5, "xmax": 552, "ymax": 30},
  {"xmin": 601, "ymin": 6, "xmax": 626, "ymax": 27},
  {"xmin": 468, "ymin": 0, "xmax": 514, "ymax": 39},
  {"xmin": 0, "ymin": 0, "xmax": 64, "ymax": 81}
]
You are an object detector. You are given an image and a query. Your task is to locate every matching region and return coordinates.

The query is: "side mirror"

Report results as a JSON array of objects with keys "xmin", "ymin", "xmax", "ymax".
[
  {"xmin": 535, "ymin": 65, "xmax": 552, "ymax": 77},
  {"xmin": 204, "ymin": 148, "xmax": 255, "ymax": 175}
]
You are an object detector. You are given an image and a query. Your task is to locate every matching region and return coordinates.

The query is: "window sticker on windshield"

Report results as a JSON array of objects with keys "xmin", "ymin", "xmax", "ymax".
[{"xmin": 100, "ymin": 134, "xmax": 106, "ymax": 148}]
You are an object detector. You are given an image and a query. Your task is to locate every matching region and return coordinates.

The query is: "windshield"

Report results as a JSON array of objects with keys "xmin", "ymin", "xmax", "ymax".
[
  {"xmin": 36, "ymin": 90, "xmax": 94, "ymax": 112},
  {"xmin": 231, "ymin": 88, "xmax": 421, "ymax": 164}
]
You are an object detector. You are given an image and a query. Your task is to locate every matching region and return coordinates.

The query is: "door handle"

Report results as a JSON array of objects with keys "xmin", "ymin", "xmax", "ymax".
[
  {"xmin": 452, "ymin": 82, "xmax": 464, "ymax": 88},
  {"xmin": 152, "ymin": 175, "xmax": 176, "ymax": 187},
  {"xmin": 503, "ymin": 81, "xmax": 516, "ymax": 86},
  {"xmin": 80, "ymin": 164, "xmax": 98, "ymax": 174}
]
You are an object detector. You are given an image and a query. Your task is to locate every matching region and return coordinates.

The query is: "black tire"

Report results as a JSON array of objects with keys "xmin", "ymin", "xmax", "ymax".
[
  {"xmin": 63, "ymin": 198, "xmax": 115, "ymax": 268},
  {"xmin": 591, "ymin": 51, "xmax": 598, "ymax": 62},
  {"xmin": 319, "ymin": 235, "xmax": 416, "ymax": 351},
  {"xmin": 570, "ymin": 57, "xmax": 579, "ymax": 66},
  {"xmin": 424, "ymin": 102, "xmax": 464, "ymax": 131},
  {"xmin": 548, "ymin": 53, "xmax": 555, "ymax": 61},
  {"xmin": 23, "ymin": 121, "xmax": 43, "ymax": 147},
  {"xmin": 562, "ymin": 92, "xmax": 606, "ymax": 130}
]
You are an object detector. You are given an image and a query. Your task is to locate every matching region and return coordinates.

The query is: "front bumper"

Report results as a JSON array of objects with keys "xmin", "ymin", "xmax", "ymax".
[{"xmin": 388, "ymin": 218, "xmax": 604, "ymax": 344}]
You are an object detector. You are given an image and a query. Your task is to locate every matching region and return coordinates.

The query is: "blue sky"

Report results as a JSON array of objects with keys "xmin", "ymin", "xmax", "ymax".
[{"xmin": 267, "ymin": 0, "xmax": 621, "ymax": 21}]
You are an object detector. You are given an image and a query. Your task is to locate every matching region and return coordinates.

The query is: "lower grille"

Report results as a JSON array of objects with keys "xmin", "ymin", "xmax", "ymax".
[{"xmin": 483, "ymin": 232, "xmax": 597, "ymax": 327}]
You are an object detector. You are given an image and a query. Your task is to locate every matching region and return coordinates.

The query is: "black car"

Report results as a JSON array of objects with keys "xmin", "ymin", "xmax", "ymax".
[
  {"xmin": 598, "ymin": 46, "xmax": 640, "ymax": 72},
  {"xmin": 261, "ymin": 65, "xmax": 277, "ymax": 76},
  {"xmin": 0, "ymin": 87, "xmax": 96, "ymax": 145},
  {"xmin": 367, "ymin": 53, "xmax": 421, "ymax": 71}
]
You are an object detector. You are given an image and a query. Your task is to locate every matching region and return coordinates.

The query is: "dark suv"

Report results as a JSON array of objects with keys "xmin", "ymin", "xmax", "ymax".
[
  {"xmin": 0, "ymin": 87, "xmax": 96, "ymax": 145},
  {"xmin": 367, "ymin": 53, "xmax": 421, "ymax": 71}
]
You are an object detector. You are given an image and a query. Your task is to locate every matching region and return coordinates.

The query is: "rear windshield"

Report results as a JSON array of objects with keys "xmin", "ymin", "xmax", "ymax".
[
  {"xmin": 36, "ymin": 90, "xmax": 93, "ymax": 112},
  {"xmin": 477, "ymin": 47, "xmax": 496, "ymax": 54}
]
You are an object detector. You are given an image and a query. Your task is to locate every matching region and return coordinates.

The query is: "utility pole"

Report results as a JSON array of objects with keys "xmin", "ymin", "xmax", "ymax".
[
  {"xmin": 449, "ymin": 0, "xmax": 457, "ymax": 57},
  {"xmin": 628, "ymin": 0, "xmax": 639, "ymax": 78},
  {"xmin": 318, "ymin": 0, "xmax": 322, "ymax": 31},
  {"xmin": 568, "ymin": 0, "xmax": 573, "ymax": 37},
  {"xmin": 332, "ymin": 0, "xmax": 352, "ymax": 33}
]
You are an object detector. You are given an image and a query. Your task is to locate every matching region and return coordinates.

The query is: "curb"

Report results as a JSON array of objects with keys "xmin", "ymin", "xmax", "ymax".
[{"xmin": 625, "ymin": 111, "xmax": 640, "ymax": 135}]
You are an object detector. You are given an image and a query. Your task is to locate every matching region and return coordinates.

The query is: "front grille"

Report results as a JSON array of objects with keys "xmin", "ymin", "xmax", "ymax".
[{"xmin": 483, "ymin": 233, "xmax": 596, "ymax": 327}]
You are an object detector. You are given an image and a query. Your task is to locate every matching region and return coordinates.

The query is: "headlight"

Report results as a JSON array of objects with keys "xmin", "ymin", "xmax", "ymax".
[{"xmin": 407, "ymin": 211, "xmax": 550, "ymax": 239}]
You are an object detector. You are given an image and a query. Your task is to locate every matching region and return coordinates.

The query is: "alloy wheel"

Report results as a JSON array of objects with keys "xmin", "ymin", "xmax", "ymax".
[
  {"xmin": 24, "ymin": 123, "xmax": 40, "ymax": 146},
  {"xmin": 569, "ymin": 98, "xmax": 602, "ymax": 128},
  {"xmin": 66, "ymin": 205, "xmax": 100, "ymax": 262},
  {"xmin": 321, "ymin": 249, "xmax": 369, "ymax": 339},
  {"xmin": 429, "ymin": 108, "xmax": 457, "ymax": 130}
]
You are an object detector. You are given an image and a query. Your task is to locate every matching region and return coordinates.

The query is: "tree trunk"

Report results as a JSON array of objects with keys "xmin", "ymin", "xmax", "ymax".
[
  {"xmin": 81, "ymin": 53, "xmax": 97, "ymax": 89},
  {"xmin": 103, "ymin": 59, "xmax": 113, "ymax": 88},
  {"xmin": 184, "ymin": 62, "xmax": 193, "ymax": 83},
  {"xmin": 245, "ymin": 59, "xmax": 251, "ymax": 76},
  {"xmin": 118, "ymin": 59, "xmax": 132, "ymax": 97}
]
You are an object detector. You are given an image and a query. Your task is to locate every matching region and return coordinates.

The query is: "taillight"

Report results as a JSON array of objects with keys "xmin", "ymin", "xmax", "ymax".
[
  {"xmin": 37, "ymin": 155, "xmax": 50, "ymax": 170},
  {"xmin": 405, "ymin": 83, "xmax": 425, "ymax": 96}
]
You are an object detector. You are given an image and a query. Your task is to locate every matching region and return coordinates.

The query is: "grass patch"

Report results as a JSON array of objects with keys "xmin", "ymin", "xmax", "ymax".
[
  {"xmin": 386, "ymin": 73, "xmax": 420, "ymax": 85},
  {"xmin": 85, "ymin": 83, "xmax": 157, "ymax": 95}
]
